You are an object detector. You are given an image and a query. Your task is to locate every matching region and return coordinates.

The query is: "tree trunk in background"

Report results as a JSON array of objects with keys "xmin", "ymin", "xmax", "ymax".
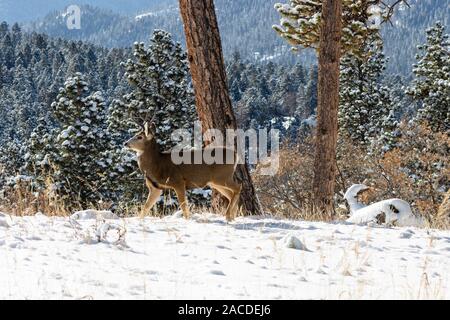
[
  {"xmin": 179, "ymin": 0, "xmax": 263, "ymax": 215},
  {"xmin": 313, "ymin": 0, "xmax": 342, "ymax": 215}
]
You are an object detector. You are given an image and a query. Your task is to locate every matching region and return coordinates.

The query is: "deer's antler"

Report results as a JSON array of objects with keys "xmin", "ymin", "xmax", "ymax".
[{"xmin": 143, "ymin": 113, "xmax": 157, "ymax": 136}]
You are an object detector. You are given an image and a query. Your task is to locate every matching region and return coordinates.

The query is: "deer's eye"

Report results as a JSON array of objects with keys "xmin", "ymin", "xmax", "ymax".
[{"xmin": 137, "ymin": 136, "xmax": 143, "ymax": 140}]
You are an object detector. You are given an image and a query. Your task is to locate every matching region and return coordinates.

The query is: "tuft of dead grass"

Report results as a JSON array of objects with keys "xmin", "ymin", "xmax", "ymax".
[{"xmin": 0, "ymin": 175, "xmax": 70, "ymax": 216}]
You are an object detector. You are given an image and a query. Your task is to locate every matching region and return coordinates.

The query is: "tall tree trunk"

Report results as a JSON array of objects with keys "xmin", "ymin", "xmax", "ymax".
[
  {"xmin": 313, "ymin": 0, "xmax": 342, "ymax": 215},
  {"xmin": 179, "ymin": 0, "xmax": 262, "ymax": 215}
]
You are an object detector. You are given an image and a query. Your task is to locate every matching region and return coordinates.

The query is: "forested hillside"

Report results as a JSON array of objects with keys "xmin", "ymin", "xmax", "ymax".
[
  {"xmin": 0, "ymin": 22, "xmax": 319, "ymax": 149},
  {"xmin": 0, "ymin": 23, "xmax": 321, "ymax": 211},
  {"xmin": 0, "ymin": 22, "xmax": 130, "ymax": 146}
]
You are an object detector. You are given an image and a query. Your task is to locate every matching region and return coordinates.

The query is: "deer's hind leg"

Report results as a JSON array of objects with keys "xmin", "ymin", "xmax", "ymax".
[
  {"xmin": 218, "ymin": 180, "xmax": 242, "ymax": 222},
  {"xmin": 227, "ymin": 183, "xmax": 242, "ymax": 221},
  {"xmin": 210, "ymin": 184, "xmax": 234, "ymax": 219}
]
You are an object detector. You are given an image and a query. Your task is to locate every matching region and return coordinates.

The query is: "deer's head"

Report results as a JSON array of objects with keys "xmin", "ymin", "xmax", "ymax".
[{"xmin": 124, "ymin": 122, "xmax": 156, "ymax": 153}]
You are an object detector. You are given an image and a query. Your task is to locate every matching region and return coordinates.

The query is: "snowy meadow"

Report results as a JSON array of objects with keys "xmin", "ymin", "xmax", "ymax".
[{"xmin": 0, "ymin": 210, "xmax": 449, "ymax": 299}]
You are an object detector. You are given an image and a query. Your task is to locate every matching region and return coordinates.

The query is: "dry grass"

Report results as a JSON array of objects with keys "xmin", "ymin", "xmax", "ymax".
[
  {"xmin": 0, "ymin": 176, "xmax": 218, "ymax": 220},
  {"xmin": 341, "ymin": 123, "xmax": 449, "ymax": 229},
  {"xmin": 0, "ymin": 172, "xmax": 120, "ymax": 217},
  {"xmin": 253, "ymin": 123, "xmax": 449, "ymax": 229},
  {"xmin": 253, "ymin": 139, "xmax": 334, "ymax": 222},
  {"xmin": 0, "ymin": 176, "xmax": 70, "ymax": 216}
]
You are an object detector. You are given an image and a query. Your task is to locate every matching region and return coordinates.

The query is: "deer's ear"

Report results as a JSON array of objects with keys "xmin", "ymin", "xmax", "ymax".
[
  {"xmin": 149, "ymin": 122, "xmax": 157, "ymax": 135},
  {"xmin": 144, "ymin": 122, "xmax": 150, "ymax": 137}
]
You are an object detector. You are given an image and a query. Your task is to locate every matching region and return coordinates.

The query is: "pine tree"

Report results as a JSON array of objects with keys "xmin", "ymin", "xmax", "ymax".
[
  {"xmin": 407, "ymin": 22, "xmax": 450, "ymax": 133},
  {"xmin": 374, "ymin": 107, "xmax": 399, "ymax": 153},
  {"xmin": 289, "ymin": 62, "xmax": 306, "ymax": 88},
  {"xmin": 111, "ymin": 30, "xmax": 197, "ymax": 151},
  {"xmin": 0, "ymin": 22, "xmax": 8, "ymax": 36},
  {"xmin": 295, "ymin": 84, "xmax": 307, "ymax": 118},
  {"xmin": 240, "ymin": 86, "xmax": 269, "ymax": 127},
  {"xmin": 304, "ymin": 65, "xmax": 318, "ymax": 118},
  {"xmin": 49, "ymin": 73, "xmax": 111, "ymax": 206},
  {"xmin": 227, "ymin": 51, "xmax": 246, "ymax": 102},
  {"xmin": 23, "ymin": 116, "xmax": 55, "ymax": 187},
  {"xmin": 338, "ymin": 39, "xmax": 398, "ymax": 150},
  {"xmin": 271, "ymin": 73, "xmax": 297, "ymax": 116},
  {"xmin": 0, "ymin": 140, "xmax": 24, "ymax": 188},
  {"xmin": 384, "ymin": 74, "xmax": 410, "ymax": 118},
  {"xmin": 273, "ymin": 0, "xmax": 398, "ymax": 58},
  {"xmin": 293, "ymin": 67, "xmax": 317, "ymax": 120}
]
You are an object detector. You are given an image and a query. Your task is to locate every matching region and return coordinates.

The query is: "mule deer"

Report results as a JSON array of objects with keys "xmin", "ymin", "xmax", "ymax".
[{"xmin": 125, "ymin": 123, "xmax": 241, "ymax": 221}]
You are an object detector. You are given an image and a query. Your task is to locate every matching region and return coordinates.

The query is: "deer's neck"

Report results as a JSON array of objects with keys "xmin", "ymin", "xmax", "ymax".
[
  {"xmin": 138, "ymin": 140, "xmax": 163, "ymax": 172},
  {"xmin": 147, "ymin": 139, "xmax": 161, "ymax": 152},
  {"xmin": 143, "ymin": 140, "xmax": 161, "ymax": 159}
]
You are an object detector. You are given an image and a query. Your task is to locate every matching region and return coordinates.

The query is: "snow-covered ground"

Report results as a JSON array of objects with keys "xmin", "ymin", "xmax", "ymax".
[{"xmin": 0, "ymin": 211, "xmax": 449, "ymax": 299}]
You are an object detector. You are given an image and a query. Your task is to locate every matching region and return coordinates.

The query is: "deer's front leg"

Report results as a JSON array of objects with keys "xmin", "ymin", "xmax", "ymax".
[
  {"xmin": 141, "ymin": 187, "xmax": 162, "ymax": 218},
  {"xmin": 174, "ymin": 186, "xmax": 190, "ymax": 219}
]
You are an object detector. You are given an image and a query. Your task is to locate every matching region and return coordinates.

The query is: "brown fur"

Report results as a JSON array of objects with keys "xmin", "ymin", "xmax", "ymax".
[{"xmin": 125, "ymin": 129, "xmax": 241, "ymax": 221}]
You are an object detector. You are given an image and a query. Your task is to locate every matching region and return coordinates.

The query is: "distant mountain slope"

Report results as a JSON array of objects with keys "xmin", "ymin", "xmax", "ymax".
[
  {"xmin": 0, "ymin": 0, "xmax": 172, "ymax": 23},
  {"xmin": 16, "ymin": 0, "xmax": 450, "ymax": 74},
  {"xmin": 29, "ymin": 5, "xmax": 183, "ymax": 48},
  {"xmin": 27, "ymin": 1, "xmax": 300, "ymax": 65},
  {"xmin": 27, "ymin": 0, "xmax": 311, "ymax": 63}
]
